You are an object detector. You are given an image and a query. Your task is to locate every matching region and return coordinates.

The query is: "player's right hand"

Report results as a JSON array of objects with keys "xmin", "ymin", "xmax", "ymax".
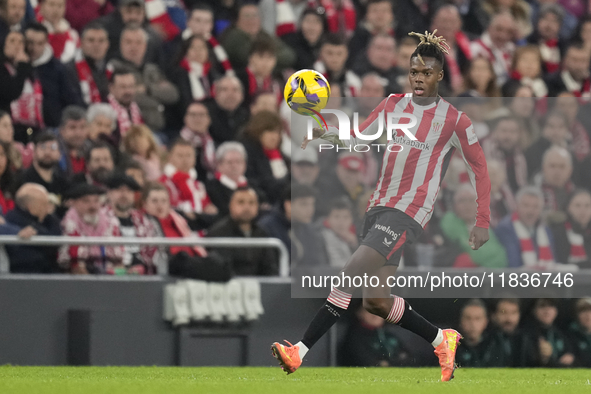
[{"xmin": 301, "ymin": 127, "xmax": 326, "ymax": 149}]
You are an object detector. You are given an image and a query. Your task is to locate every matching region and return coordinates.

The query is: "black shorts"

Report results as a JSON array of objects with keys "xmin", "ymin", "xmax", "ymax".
[{"xmin": 359, "ymin": 207, "xmax": 423, "ymax": 266}]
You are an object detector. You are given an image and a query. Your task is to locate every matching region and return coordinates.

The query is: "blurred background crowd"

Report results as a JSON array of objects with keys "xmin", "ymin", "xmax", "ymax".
[{"xmin": 1, "ymin": 0, "xmax": 591, "ymax": 275}]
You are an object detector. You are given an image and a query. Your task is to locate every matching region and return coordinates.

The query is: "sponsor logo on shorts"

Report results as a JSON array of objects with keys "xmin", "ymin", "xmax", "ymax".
[
  {"xmin": 383, "ymin": 238, "xmax": 393, "ymax": 247},
  {"xmin": 374, "ymin": 224, "xmax": 400, "ymax": 239}
]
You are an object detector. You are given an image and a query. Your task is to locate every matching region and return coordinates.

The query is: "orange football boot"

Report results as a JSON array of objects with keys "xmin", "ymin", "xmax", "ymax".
[
  {"xmin": 434, "ymin": 329, "xmax": 462, "ymax": 382},
  {"xmin": 271, "ymin": 340, "xmax": 302, "ymax": 375}
]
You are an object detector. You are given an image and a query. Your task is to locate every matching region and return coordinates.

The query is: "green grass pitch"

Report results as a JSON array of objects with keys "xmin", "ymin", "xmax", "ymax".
[{"xmin": 0, "ymin": 366, "xmax": 589, "ymax": 394}]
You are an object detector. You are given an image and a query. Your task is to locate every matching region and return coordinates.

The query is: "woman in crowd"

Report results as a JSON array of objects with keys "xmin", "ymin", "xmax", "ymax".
[
  {"xmin": 0, "ymin": 141, "xmax": 16, "ymax": 215},
  {"xmin": 502, "ymin": 83, "xmax": 541, "ymax": 149},
  {"xmin": 483, "ymin": 0, "xmax": 532, "ymax": 39},
  {"xmin": 504, "ymin": 45, "xmax": 548, "ymax": 97},
  {"xmin": 122, "ymin": 125, "xmax": 162, "ymax": 181},
  {"xmin": 550, "ymin": 189, "xmax": 591, "ymax": 268},
  {"xmin": 0, "ymin": 110, "xmax": 32, "ymax": 169},
  {"xmin": 86, "ymin": 103, "xmax": 118, "ymax": 149},
  {"xmin": 460, "ymin": 56, "xmax": 500, "ymax": 98},
  {"xmin": 241, "ymin": 110, "xmax": 288, "ymax": 205},
  {"xmin": 282, "ymin": 7, "xmax": 327, "ymax": 70}
]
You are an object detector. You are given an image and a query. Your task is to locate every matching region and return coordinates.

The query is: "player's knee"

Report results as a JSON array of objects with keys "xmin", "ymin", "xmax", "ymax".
[{"xmin": 363, "ymin": 297, "xmax": 389, "ymax": 317}]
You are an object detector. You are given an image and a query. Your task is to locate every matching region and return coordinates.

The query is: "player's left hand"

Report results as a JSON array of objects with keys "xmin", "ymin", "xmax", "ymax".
[{"xmin": 469, "ymin": 226, "xmax": 489, "ymax": 250}]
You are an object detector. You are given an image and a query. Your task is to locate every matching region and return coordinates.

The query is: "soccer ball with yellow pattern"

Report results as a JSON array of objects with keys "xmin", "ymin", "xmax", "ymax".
[{"xmin": 284, "ymin": 69, "xmax": 331, "ymax": 116}]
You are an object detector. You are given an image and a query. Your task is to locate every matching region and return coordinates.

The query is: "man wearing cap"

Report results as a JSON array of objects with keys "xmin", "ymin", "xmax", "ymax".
[
  {"xmin": 97, "ymin": 0, "xmax": 164, "ymax": 68},
  {"xmin": 316, "ymin": 152, "xmax": 367, "ymax": 225},
  {"xmin": 58, "ymin": 183, "xmax": 124, "ymax": 274},
  {"xmin": 568, "ymin": 298, "xmax": 591, "ymax": 367},
  {"xmin": 16, "ymin": 132, "xmax": 70, "ymax": 217},
  {"xmin": 4, "ymin": 183, "xmax": 61, "ymax": 273},
  {"xmin": 104, "ymin": 174, "xmax": 161, "ymax": 274}
]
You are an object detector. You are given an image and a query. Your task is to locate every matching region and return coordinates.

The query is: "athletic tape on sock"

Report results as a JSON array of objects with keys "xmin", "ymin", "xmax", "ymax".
[
  {"xmin": 326, "ymin": 288, "xmax": 352, "ymax": 310},
  {"xmin": 386, "ymin": 295, "xmax": 405, "ymax": 324}
]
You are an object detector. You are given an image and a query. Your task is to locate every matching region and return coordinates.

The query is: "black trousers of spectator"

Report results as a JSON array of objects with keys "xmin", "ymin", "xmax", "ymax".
[{"xmin": 168, "ymin": 251, "xmax": 232, "ymax": 282}]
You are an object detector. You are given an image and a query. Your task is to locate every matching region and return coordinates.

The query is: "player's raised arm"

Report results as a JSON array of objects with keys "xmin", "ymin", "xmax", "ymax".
[{"xmin": 451, "ymin": 112, "xmax": 491, "ymax": 250}]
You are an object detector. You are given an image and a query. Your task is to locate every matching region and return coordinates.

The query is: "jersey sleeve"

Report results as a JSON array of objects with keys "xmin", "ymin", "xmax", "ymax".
[{"xmin": 450, "ymin": 112, "xmax": 491, "ymax": 229}]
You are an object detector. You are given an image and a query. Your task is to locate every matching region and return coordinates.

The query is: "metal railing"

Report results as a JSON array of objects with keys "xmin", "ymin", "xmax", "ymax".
[{"xmin": 0, "ymin": 236, "xmax": 290, "ymax": 277}]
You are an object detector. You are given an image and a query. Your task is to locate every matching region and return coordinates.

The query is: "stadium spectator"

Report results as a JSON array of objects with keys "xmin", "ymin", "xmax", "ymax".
[
  {"xmin": 525, "ymin": 111, "xmax": 569, "ymax": 180},
  {"xmin": 97, "ymin": 0, "xmax": 164, "ymax": 67},
  {"xmin": 440, "ymin": 184, "xmax": 507, "ymax": 268},
  {"xmin": 168, "ymin": 35, "xmax": 218, "ymax": 130},
  {"xmin": 520, "ymin": 298, "xmax": 574, "ymax": 367},
  {"xmin": 86, "ymin": 103, "xmax": 118, "ymax": 149},
  {"xmin": 258, "ymin": 183, "xmax": 291, "ymax": 255},
  {"xmin": 0, "ymin": 110, "xmax": 33, "ymax": 169},
  {"xmin": 487, "ymin": 159, "xmax": 516, "ymax": 228},
  {"xmin": 235, "ymin": 37, "xmax": 280, "ymax": 106},
  {"xmin": 357, "ymin": 72, "xmax": 387, "ymax": 117},
  {"xmin": 142, "ymin": 181, "xmax": 230, "ymax": 281},
  {"xmin": 570, "ymin": 14, "xmax": 591, "ymax": 53},
  {"xmin": 347, "ymin": 0, "xmax": 394, "ymax": 67},
  {"xmin": 66, "ymin": 23, "xmax": 111, "ymax": 105},
  {"xmin": 537, "ymin": 146, "xmax": 575, "ymax": 219},
  {"xmin": 119, "ymin": 158, "xmax": 145, "ymax": 208},
  {"xmin": 530, "ymin": 0, "xmax": 578, "ymax": 41},
  {"xmin": 282, "ymin": 7, "xmax": 327, "ymax": 71},
  {"xmin": 0, "ymin": 0, "xmax": 26, "ymax": 43},
  {"xmin": 313, "ymin": 33, "xmax": 360, "ymax": 97},
  {"xmin": 482, "ymin": 0, "xmax": 532, "ymax": 39},
  {"xmin": 394, "ymin": 0, "xmax": 430, "ymax": 39},
  {"xmin": 0, "ymin": 141, "xmax": 15, "ymax": 214},
  {"xmin": 176, "ymin": 102, "xmax": 215, "ymax": 181},
  {"xmin": 489, "ymin": 298, "xmax": 522, "ymax": 367},
  {"xmin": 504, "ymin": 45, "xmax": 548, "ymax": 97},
  {"xmin": 206, "ymin": 75, "xmax": 249, "ymax": 146},
  {"xmin": 4, "ymin": 183, "xmax": 61, "ymax": 273},
  {"xmin": 107, "ymin": 67, "xmax": 144, "ymax": 137},
  {"xmin": 351, "ymin": 34, "xmax": 402, "ymax": 95},
  {"xmin": 291, "ymin": 148, "xmax": 319, "ymax": 187},
  {"xmin": 481, "ymin": 116, "xmax": 528, "ymax": 194},
  {"xmin": 470, "ymin": 12, "xmax": 517, "ymax": 86},
  {"xmin": 160, "ymin": 138, "xmax": 217, "ymax": 226},
  {"xmin": 290, "ymin": 183, "xmax": 328, "ymax": 267},
  {"xmin": 495, "ymin": 186, "xmax": 557, "ymax": 268},
  {"xmin": 208, "ymin": 186, "xmax": 278, "ymax": 276},
  {"xmin": 459, "ymin": 56, "xmax": 501, "ymax": 100},
  {"xmin": 553, "ymin": 92, "xmax": 590, "ymax": 164},
  {"xmin": 16, "ymin": 132, "xmax": 70, "ymax": 216},
  {"xmin": 258, "ymin": 0, "xmax": 300, "ymax": 37},
  {"xmin": 56, "ymin": 105, "xmax": 88, "ymax": 176},
  {"xmin": 110, "ymin": 25, "xmax": 178, "ymax": 132},
  {"xmin": 121, "ymin": 124, "xmax": 161, "ymax": 181},
  {"xmin": 64, "ymin": 0, "xmax": 113, "ymax": 33},
  {"xmin": 242, "ymin": 110, "xmax": 288, "ymax": 205},
  {"xmin": 250, "ymin": 91, "xmax": 279, "ymax": 115},
  {"xmin": 205, "ymin": 141, "xmax": 248, "ymax": 217},
  {"xmin": 71, "ymin": 142, "xmax": 115, "ymax": 188},
  {"xmin": 320, "ymin": 197, "xmax": 357, "ymax": 268},
  {"xmin": 339, "ymin": 303, "xmax": 412, "ymax": 367},
  {"xmin": 104, "ymin": 174, "xmax": 160, "ymax": 274},
  {"xmin": 220, "ymin": 3, "xmax": 295, "ymax": 71},
  {"xmin": 430, "ymin": 5, "xmax": 472, "ymax": 95},
  {"xmin": 527, "ymin": 4, "xmax": 564, "ymax": 74},
  {"xmin": 456, "ymin": 299, "xmax": 492, "ymax": 367},
  {"xmin": 549, "ymin": 189, "xmax": 591, "ymax": 268},
  {"xmin": 58, "ymin": 183, "xmax": 124, "ymax": 274},
  {"xmin": 544, "ymin": 43, "xmax": 591, "ymax": 97},
  {"xmin": 568, "ymin": 297, "xmax": 591, "ymax": 367},
  {"xmin": 37, "ymin": 0, "xmax": 80, "ymax": 63},
  {"xmin": 174, "ymin": 3, "xmax": 233, "ymax": 77},
  {"xmin": 24, "ymin": 23, "xmax": 82, "ymax": 132},
  {"xmin": 504, "ymin": 85, "xmax": 540, "ymax": 149}
]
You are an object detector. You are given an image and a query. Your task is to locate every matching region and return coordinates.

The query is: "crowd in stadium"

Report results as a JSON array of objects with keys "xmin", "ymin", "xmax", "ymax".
[
  {"xmin": 0, "ymin": 0, "xmax": 590, "ymax": 274},
  {"xmin": 339, "ymin": 297, "xmax": 591, "ymax": 367}
]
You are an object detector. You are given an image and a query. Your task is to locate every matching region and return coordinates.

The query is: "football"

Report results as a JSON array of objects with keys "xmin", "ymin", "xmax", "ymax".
[{"xmin": 284, "ymin": 69, "xmax": 331, "ymax": 116}]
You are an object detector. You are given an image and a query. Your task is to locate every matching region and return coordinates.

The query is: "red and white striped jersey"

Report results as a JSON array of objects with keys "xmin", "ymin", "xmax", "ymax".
[{"xmin": 327, "ymin": 93, "xmax": 491, "ymax": 229}]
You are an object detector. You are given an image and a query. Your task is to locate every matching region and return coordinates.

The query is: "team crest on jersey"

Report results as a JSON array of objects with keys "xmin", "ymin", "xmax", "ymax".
[{"xmin": 431, "ymin": 120, "xmax": 443, "ymax": 134}]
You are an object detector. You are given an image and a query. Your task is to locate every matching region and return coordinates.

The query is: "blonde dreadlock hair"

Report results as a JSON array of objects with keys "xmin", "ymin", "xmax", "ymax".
[{"xmin": 408, "ymin": 29, "xmax": 450, "ymax": 67}]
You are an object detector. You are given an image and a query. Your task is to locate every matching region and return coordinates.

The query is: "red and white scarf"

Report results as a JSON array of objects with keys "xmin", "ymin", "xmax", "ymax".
[
  {"xmin": 541, "ymin": 181, "xmax": 574, "ymax": 212},
  {"xmin": 180, "ymin": 58, "xmax": 212, "ymax": 101},
  {"xmin": 75, "ymin": 50, "xmax": 102, "ymax": 105},
  {"xmin": 7, "ymin": 63, "xmax": 44, "ymax": 128},
  {"xmin": 215, "ymin": 171, "xmax": 247, "ymax": 190},
  {"xmin": 38, "ymin": 17, "xmax": 79, "ymax": 63},
  {"xmin": 561, "ymin": 70, "xmax": 591, "ymax": 101},
  {"xmin": 511, "ymin": 212, "xmax": 554, "ymax": 268},
  {"xmin": 539, "ymin": 39, "xmax": 560, "ymax": 73},
  {"xmin": 565, "ymin": 221, "xmax": 587, "ymax": 264},
  {"xmin": 107, "ymin": 93, "xmax": 143, "ymax": 136},
  {"xmin": 145, "ymin": 0, "xmax": 180, "ymax": 42},
  {"xmin": 509, "ymin": 70, "xmax": 548, "ymax": 97},
  {"xmin": 311, "ymin": 0, "xmax": 356, "ymax": 38},
  {"xmin": 275, "ymin": 0, "xmax": 296, "ymax": 36},
  {"xmin": 161, "ymin": 163, "xmax": 211, "ymax": 214},
  {"xmin": 179, "ymin": 126, "xmax": 216, "ymax": 173},
  {"xmin": 471, "ymin": 32, "xmax": 514, "ymax": 82},
  {"xmin": 263, "ymin": 148, "xmax": 288, "ymax": 179}
]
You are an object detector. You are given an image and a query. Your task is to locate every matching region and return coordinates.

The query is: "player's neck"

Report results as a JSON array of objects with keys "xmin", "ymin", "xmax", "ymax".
[{"xmin": 411, "ymin": 94, "xmax": 439, "ymax": 107}]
